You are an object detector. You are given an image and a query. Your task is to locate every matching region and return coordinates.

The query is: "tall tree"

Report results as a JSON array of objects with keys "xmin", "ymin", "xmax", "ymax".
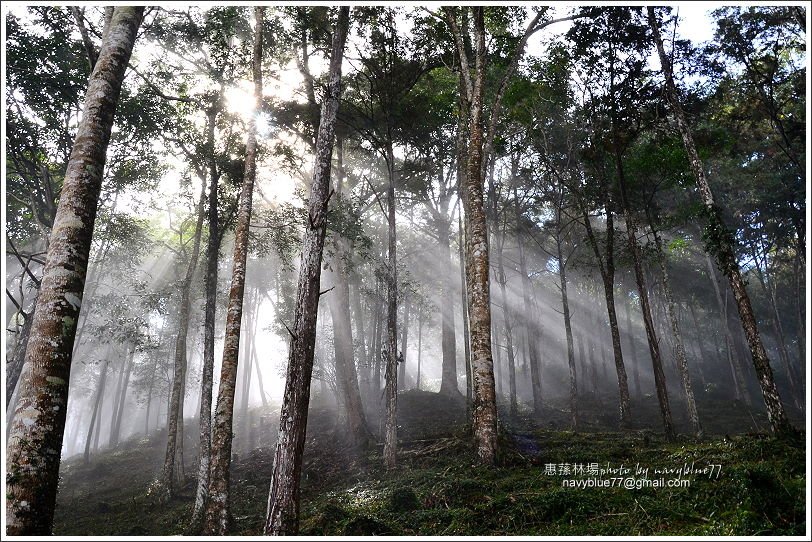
[
  {"xmin": 648, "ymin": 7, "xmax": 793, "ymax": 435},
  {"xmin": 202, "ymin": 6, "xmax": 265, "ymax": 533},
  {"xmin": 5, "ymin": 7, "xmax": 144, "ymax": 534},
  {"xmin": 191, "ymin": 98, "xmax": 225, "ymax": 529},
  {"xmin": 264, "ymin": 7, "xmax": 351, "ymax": 534},
  {"xmin": 446, "ymin": 6, "xmax": 498, "ymax": 463}
]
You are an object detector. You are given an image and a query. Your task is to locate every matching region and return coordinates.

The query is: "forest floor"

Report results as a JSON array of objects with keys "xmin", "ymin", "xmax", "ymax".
[{"xmin": 53, "ymin": 390, "xmax": 806, "ymax": 536}]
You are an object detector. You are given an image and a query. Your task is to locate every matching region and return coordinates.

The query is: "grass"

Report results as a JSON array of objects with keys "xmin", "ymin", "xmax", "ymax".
[{"xmin": 52, "ymin": 390, "xmax": 806, "ymax": 536}]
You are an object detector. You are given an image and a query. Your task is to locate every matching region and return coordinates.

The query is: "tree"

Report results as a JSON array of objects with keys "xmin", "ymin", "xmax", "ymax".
[
  {"xmin": 264, "ymin": 7, "xmax": 350, "ymax": 534},
  {"xmin": 202, "ymin": 6, "xmax": 265, "ymax": 534},
  {"xmin": 647, "ymin": 6, "xmax": 793, "ymax": 435},
  {"xmin": 5, "ymin": 7, "xmax": 144, "ymax": 535}
]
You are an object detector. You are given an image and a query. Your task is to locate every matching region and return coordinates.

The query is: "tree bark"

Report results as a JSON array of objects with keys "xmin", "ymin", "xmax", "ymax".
[
  {"xmin": 648, "ymin": 7, "xmax": 792, "ymax": 435},
  {"xmin": 6, "ymin": 8, "xmax": 143, "ymax": 534},
  {"xmin": 202, "ymin": 8, "xmax": 265, "ymax": 534},
  {"xmin": 263, "ymin": 8, "xmax": 349, "ymax": 535}
]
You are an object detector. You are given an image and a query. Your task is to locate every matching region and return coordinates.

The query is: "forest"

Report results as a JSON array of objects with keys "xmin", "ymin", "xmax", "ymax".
[{"xmin": 3, "ymin": 3, "xmax": 808, "ymax": 537}]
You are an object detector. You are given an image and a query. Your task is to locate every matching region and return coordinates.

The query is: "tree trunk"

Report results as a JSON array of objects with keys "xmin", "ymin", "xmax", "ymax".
[
  {"xmin": 437, "ymin": 219, "xmax": 460, "ymax": 396},
  {"xmin": 351, "ymin": 275, "xmax": 370, "ymax": 395},
  {"xmin": 495, "ymin": 233, "xmax": 519, "ymax": 417},
  {"xmin": 623, "ymin": 295, "xmax": 642, "ymax": 400},
  {"xmin": 202, "ymin": 9, "xmax": 264, "ymax": 533},
  {"xmin": 325, "ymin": 215, "xmax": 370, "ymax": 447},
  {"xmin": 6, "ymin": 8, "xmax": 143, "ymax": 534},
  {"xmin": 749, "ymin": 244, "xmax": 801, "ymax": 407},
  {"xmin": 110, "ymin": 345, "xmax": 135, "ymax": 447},
  {"xmin": 263, "ymin": 9, "xmax": 349, "ymax": 535},
  {"xmin": 239, "ymin": 290, "xmax": 257, "ymax": 453},
  {"xmin": 398, "ymin": 294, "xmax": 410, "ymax": 391},
  {"xmin": 84, "ymin": 354, "xmax": 111, "ymax": 464},
  {"xmin": 191, "ymin": 101, "xmax": 223, "ymax": 530},
  {"xmin": 556, "ymin": 233, "xmax": 578, "ymax": 431},
  {"xmin": 416, "ymin": 311, "xmax": 423, "ymax": 390},
  {"xmin": 648, "ymin": 7, "xmax": 792, "ymax": 435},
  {"xmin": 382, "ymin": 137, "xmax": 399, "ymax": 470},
  {"xmin": 460, "ymin": 7, "xmax": 497, "ymax": 464},
  {"xmin": 649, "ymin": 220, "xmax": 702, "ymax": 436},
  {"xmin": 581, "ymin": 207, "xmax": 630, "ymax": 428},
  {"xmin": 156, "ymin": 180, "xmax": 206, "ymax": 501},
  {"xmin": 706, "ymin": 252, "xmax": 748, "ymax": 405},
  {"xmin": 514, "ymin": 184, "xmax": 542, "ymax": 417},
  {"xmin": 6, "ymin": 296, "xmax": 36, "ymax": 407},
  {"xmin": 611, "ymin": 87, "xmax": 673, "ymax": 440}
]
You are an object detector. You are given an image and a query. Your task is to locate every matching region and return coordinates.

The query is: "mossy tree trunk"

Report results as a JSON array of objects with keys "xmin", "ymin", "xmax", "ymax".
[{"xmin": 5, "ymin": 7, "xmax": 144, "ymax": 534}]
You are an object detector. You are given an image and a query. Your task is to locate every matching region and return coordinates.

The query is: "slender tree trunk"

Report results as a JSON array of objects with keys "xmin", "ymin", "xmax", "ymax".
[
  {"xmin": 459, "ymin": 212, "xmax": 472, "ymax": 410},
  {"xmin": 623, "ymin": 295, "xmax": 642, "ymax": 400},
  {"xmin": 239, "ymin": 291, "xmax": 257, "ymax": 453},
  {"xmin": 6, "ymin": 8, "xmax": 143, "ymax": 534},
  {"xmin": 351, "ymin": 276, "xmax": 369, "ymax": 395},
  {"xmin": 612, "ymin": 103, "xmax": 673, "ymax": 440},
  {"xmin": 263, "ymin": 9, "xmax": 349, "ymax": 534},
  {"xmin": 706, "ymin": 252, "xmax": 748, "ymax": 404},
  {"xmin": 326, "ymin": 255, "xmax": 370, "ymax": 448},
  {"xmin": 382, "ymin": 137, "xmax": 400, "ymax": 470},
  {"xmin": 202, "ymin": 10, "xmax": 264, "ymax": 533},
  {"xmin": 514, "ymin": 184, "xmax": 542, "ymax": 417},
  {"xmin": 372, "ymin": 279, "xmax": 384, "ymax": 395},
  {"xmin": 398, "ymin": 295, "xmax": 410, "ymax": 391},
  {"xmin": 156, "ymin": 181, "xmax": 206, "ymax": 501},
  {"xmin": 416, "ymin": 311, "xmax": 423, "ymax": 390},
  {"xmin": 437, "ymin": 219, "xmax": 460, "ymax": 396},
  {"xmin": 6, "ymin": 297, "xmax": 36, "ymax": 407},
  {"xmin": 556, "ymin": 233, "xmax": 578, "ymax": 431},
  {"xmin": 750, "ymin": 245, "xmax": 801, "ymax": 407},
  {"xmin": 326, "ymin": 137, "xmax": 368, "ymax": 445},
  {"xmin": 495, "ymin": 234, "xmax": 519, "ymax": 417},
  {"xmin": 581, "ymin": 208, "xmax": 630, "ymax": 428},
  {"xmin": 648, "ymin": 7, "xmax": 792, "ymax": 435},
  {"xmin": 84, "ymin": 355, "xmax": 111, "ymax": 464},
  {"xmin": 110, "ymin": 345, "xmax": 134, "ymax": 447},
  {"xmin": 649, "ymin": 220, "xmax": 702, "ymax": 436},
  {"xmin": 191, "ymin": 102, "xmax": 223, "ymax": 530},
  {"xmin": 144, "ymin": 354, "xmax": 156, "ymax": 437}
]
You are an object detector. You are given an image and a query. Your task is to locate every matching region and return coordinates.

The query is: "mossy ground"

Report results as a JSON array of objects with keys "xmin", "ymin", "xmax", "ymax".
[{"xmin": 53, "ymin": 390, "xmax": 806, "ymax": 536}]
